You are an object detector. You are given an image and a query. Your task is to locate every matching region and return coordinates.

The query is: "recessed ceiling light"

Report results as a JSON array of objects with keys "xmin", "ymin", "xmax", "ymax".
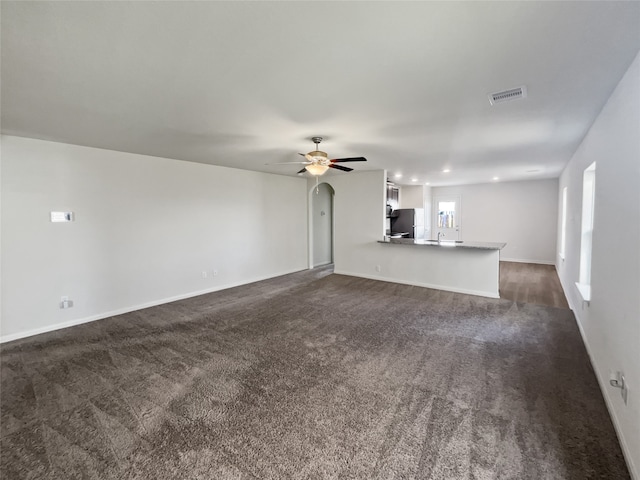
[
  {"xmin": 442, "ymin": 169, "xmax": 451, "ymax": 173},
  {"xmin": 411, "ymin": 178, "xmax": 417, "ymax": 182},
  {"xmin": 493, "ymin": 176, "xmax": 500, "ymax": 181},
  {"xmin": 425, "ymin": 182, "xmax": 430, "ymax": 185},
  {"xmin": 394, "ymin": 173, "xmax": 402, "ymax": 179}
]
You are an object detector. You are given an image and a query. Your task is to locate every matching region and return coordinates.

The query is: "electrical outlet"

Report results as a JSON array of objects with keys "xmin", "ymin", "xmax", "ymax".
[
  {"xmin": 213, "ymin": 269, "xmax": 218, "ymax": 277},
  {"xmin": 59, "ymin": 296, "xmax": 74, "ymax": 309},
  {"xmin": 610, "ymin": 371, "xmax": 629, "ymax": 405},
  {"xmin": 375, "ymin": 265, "xmax": 381, "ymax": 273},
  {"xmin": 202, "ymin": 271, "xmax": 208, "ymax": 279}
]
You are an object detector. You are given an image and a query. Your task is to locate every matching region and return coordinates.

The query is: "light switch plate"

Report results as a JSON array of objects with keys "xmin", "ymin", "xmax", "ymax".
[{"xmin": 51, "ymin": 211, "xmax": 74, "ymax": 222}]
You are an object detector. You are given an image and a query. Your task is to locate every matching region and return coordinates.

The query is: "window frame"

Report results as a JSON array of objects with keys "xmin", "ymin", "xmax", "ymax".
[{"xmin": 576, "ymin": 162, "xmax": 596, "ymax": 302}]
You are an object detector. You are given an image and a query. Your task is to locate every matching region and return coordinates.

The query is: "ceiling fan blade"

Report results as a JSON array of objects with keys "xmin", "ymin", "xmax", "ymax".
[
  {"xmin": 329, "ymin": 164, "xmax": 353, "ymax": 172},
  {"xmin": 330, "ymin": 157, "xmax": 367, "ymax": 163},
  {"xmin": 297, "ymin": 167, "xmax": 307, "ymax": 174},
  {"xmin": 266, "ymin": 161, "xmax": 309, "ymax": 165}
]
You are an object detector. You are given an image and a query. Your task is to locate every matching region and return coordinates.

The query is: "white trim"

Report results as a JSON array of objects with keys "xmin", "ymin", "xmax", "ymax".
[
  {"xmin": 308, "ymin": 180, "xmax": 335, "ymax": 270},
  {"xmin": 307, "ymin": 184, "xmax": 314, "ymax": 269},
  {"xmin": 433, "ymin": 194, "xmax": 462, "ymax": 241},
  {"xmin": 500, "ymin": 257, "xmax": 555, "ymax": 265},
  {"xmin": 312, "ymin": 260, "xmax": 333, "ymax": 268},
  {"xmin": 559, "ymin": 186, "xmax": 568, "ymax": 259},
  {"xmin": 0, "ymin": 268, "xmax": 305, "ymax": 344},
  {"xmin": 333, "ymin": 269, "xmax": 500, "ymax": 298},
  {"xmin": 575, "ymin": 282, "xmax": 591, "ymax": 303}
]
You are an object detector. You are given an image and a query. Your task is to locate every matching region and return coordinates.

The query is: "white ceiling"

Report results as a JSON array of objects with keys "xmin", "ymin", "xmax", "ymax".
[{"xmin": 2, "ymin": 1, "xmax": 639, "ymax": 186}]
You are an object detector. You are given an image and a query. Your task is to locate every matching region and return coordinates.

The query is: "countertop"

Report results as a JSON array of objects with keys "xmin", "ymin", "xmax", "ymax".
[{"xmin": 378, "ymin": 237, "xmax": 506, "ymax": 250}]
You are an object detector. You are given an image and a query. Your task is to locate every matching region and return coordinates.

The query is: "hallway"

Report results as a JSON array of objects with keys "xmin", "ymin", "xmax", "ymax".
[{"xmin": 500, "ymin": 261, "xmax": 569, "ymax": 309}]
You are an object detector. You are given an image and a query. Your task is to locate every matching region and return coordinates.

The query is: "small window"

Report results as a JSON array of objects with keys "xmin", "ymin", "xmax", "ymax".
[
  {"xmin": 559, "ymin": 187, "xmax": 567, "ymax": 260},
  {"xmin": 577, "ymin": 162, "xmax": 596, "ymax": 301},
  {"xmin": 437, "ymin": 201, "xmax": 456, "ymax": 228}
]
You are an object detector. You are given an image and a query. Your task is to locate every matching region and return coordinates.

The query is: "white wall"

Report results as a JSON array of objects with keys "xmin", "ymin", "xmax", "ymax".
[
  {"xmin": 325, "ymin": 170, "xmax": 387, "ymax": 275},
  {"xmin": 399, "ymin": 185, "xmax": 423, "ymax": 208},
  {"xmin": 556, "ymin": 53, "xmax": 640, "ymax": 479},
  {"xmin": 432, "ymin": 179, "xmax": 558, "ymax": 264},
  {"xmin": 1, "ymin": 136, "xmax": 308, "ymax": 341}
]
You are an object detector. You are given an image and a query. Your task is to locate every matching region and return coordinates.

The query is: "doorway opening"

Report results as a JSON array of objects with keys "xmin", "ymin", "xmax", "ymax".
[
  {"xmin": 433, "ymin": 195, "xmax": 461, "ymax": 241},
  {"xmin": 310, "ymin": 182, "xmax": 335, "ymax": 268}
]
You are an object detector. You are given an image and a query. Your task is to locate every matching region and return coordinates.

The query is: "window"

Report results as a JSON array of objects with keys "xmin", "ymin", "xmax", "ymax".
[
  {"xmin": 437, "ymin": 201, "xmax": 456, "ymax": 228},
  {"xmin": 577, "ymin": 162, "xmax": 596, "ymax": 301},
  {"xmin": 433, "ymin": 195, "xmax": 461, "ymax": 241},
  {"xmin": 559, "ymin": 187, "xmax": 567, "ymax": 260}
]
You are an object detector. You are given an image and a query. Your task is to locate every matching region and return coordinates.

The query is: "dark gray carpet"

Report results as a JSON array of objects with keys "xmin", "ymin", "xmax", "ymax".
[{"xmin": 1, "ymin": 267, "xmax": 630, "ymax": 479}]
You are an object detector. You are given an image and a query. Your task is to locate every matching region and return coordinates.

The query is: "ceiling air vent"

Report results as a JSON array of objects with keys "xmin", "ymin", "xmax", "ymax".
[{"xmin": 488, "ymin": 86, "xmax": 527, "ymax": 105}]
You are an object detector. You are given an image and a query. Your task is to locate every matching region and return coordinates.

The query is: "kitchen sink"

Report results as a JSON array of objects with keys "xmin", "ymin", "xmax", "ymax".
[{"xmin": 425, "ymin": 239, "xmax": 464, "ymax": 244}]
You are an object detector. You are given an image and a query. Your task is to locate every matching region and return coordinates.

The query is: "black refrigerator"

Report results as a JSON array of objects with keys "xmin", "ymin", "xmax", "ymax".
[{"xmin": 390, "ymin": 208, "xmax": 425, "ymax": 239}]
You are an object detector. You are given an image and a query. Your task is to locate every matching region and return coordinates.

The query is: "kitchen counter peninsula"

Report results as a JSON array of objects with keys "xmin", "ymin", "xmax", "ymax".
[
  {"xmin": 379, "ymin": 237, "xmax": 506, "ymax": 250},
  {"xmin": 369, "ymin": 237, "xmax": 506, "ymax": 298}
]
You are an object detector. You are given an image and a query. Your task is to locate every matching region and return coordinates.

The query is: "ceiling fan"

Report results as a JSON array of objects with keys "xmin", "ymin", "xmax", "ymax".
[{"xmin": 271, "ymin": 137, "xmax": 367, "ymax": 176}]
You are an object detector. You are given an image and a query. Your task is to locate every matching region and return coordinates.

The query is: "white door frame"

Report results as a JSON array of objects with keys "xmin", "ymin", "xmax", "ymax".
[
  {"xmin": 308, "ymin": 182, "xmax": 335, "ymax": 269},
  {"xmin": 433, "ymin": 194, "xmax": 461, "ymax": 241}
]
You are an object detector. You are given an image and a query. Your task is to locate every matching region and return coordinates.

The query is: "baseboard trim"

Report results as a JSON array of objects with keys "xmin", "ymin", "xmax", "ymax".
[
  {"xmin": 570, "ymin": 306, "xmax": 638, "ymax": 480},
  {"xmin": 333, "ymin": 270, "xmax": 500, "ymax": 299},
  {"xmin": 500, "ymin": 257, "xmax": 555, "ymax": 265},
  {"xmin": 0, "ymin": 268, "xmax": 305, "ymax": 344},
  {"xmin": 312, "ymin": 261, "xmax": 333, "ymax": 268}
]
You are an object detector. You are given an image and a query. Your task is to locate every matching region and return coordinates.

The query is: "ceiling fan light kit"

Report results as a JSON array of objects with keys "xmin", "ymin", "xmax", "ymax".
[
  {"xmin": 271, "ymin": 136, "xmax": 367, "ymax": 176},
  {"xmin": 304, "ymin": 137, "xmax": 331, "ymax": 175},
  {"xmin": 305, "ymin": 163, "xmax": 330, "ymax": 175}
]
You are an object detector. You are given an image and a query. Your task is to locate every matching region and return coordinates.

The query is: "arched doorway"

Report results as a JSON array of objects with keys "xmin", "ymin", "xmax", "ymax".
[{"xmin": 310, "ymin": 182, "xmax": 334, "ymax": 267}]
